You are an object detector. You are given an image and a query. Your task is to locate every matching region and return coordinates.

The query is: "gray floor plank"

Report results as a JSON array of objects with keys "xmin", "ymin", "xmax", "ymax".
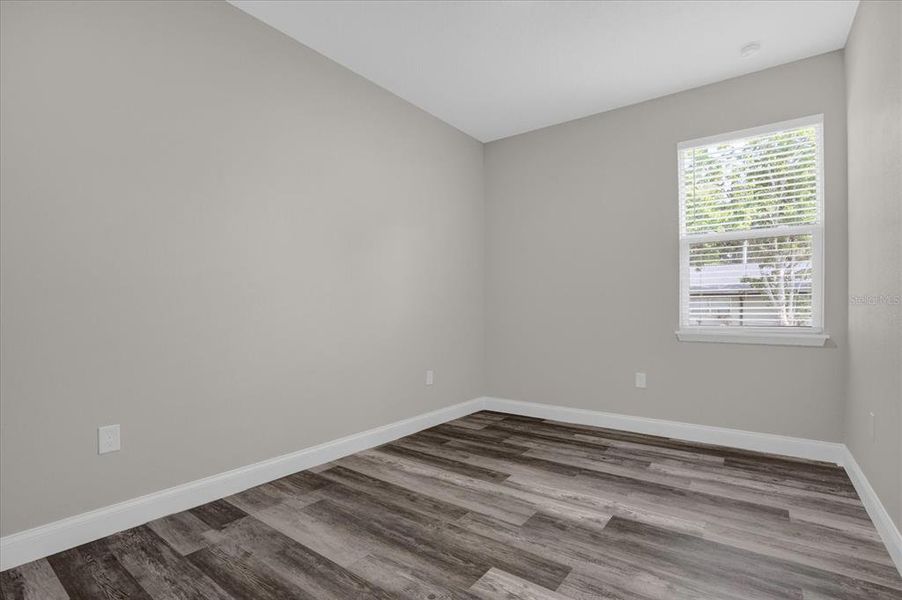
[
  {"xmin": 46, "ymin": 538, "xmax": 153, "ymax": 600},
  {"xmin": 0, "ymin": 559, "xmax": 70, "ymax": 600},
  {"xmin": 105, "ymin": 525, "xmax": 234, "ymax": 600},
  {"xmin": 469, "ymin": 568, "xmax": 571, "ymax": 599}
]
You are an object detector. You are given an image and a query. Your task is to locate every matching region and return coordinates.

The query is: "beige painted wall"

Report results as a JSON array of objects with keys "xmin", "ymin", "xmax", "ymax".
[
  {"xmin": 485, "ymin": 52, "xmax": 848, "ymax": 442},
  {"xmin": 0, "ymin": 1, "xmax": 484, "ymax": 536},
  {"xmin": 844, "ymin": 0, "xmax": 902, "ymax": 529}
]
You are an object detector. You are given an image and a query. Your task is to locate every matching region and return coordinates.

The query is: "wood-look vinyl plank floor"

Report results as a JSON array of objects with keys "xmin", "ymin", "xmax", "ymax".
[{"xmin": 2, "ymin": 411, "xmax": 900, "ymax": 599}]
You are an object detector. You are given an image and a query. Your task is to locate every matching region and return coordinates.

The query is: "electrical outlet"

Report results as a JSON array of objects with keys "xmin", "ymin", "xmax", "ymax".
[
  {"xmin": 98, "ymin": 424, "xmax": 121, "ymax": 455},
  {"xmin": 425, "ymin": 370, "xmax": 434, "ymax": 386},
  {"xmin": 870, "ymin": 412, "xmax": 876, "ymax": 442},
  {"xmin": 635, "ymin": 372, "xmax": 647, "ymax": 389}
]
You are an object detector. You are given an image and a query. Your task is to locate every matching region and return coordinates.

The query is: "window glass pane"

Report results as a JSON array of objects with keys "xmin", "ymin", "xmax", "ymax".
[
  {"xmin": 686, "ymin": 235, "xmax": 813, "ymax": 328},
  {"xmin": 682, "ymin": 126, "xmax": 819, "ymax": 235}
]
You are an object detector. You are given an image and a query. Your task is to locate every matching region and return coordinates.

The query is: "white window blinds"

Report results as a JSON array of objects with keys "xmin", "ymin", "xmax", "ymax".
[{"xmin": 678, "ymin": 115, "xmax": 824, "ymax": 332}]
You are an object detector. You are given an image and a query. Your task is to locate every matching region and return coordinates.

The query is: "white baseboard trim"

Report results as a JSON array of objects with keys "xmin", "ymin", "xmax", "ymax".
[
  {"xmin": 0, "ymin": 398, "xmax": 484, "ymax": 571},
  {"xmin": 842, "ymin": 447, "xmax": 902, "ymax": 574},
  {"xmin": 481, "ymin": 396, "xmax": 846, "ymax": 464},
  {"xmin": 3, "ymin": 395, "xmax": 899, "ymax": 578}
]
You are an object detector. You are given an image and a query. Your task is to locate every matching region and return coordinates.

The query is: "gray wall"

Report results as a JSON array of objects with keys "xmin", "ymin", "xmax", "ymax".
[
  {"xmin": 844, "ymin": 0, "xmax": 902, "ymax": 529},
  {"xmin": 0, "ymin": 1, "xmax": 484, "ymax": 536},
  {"xmin": 485, "ymin": 52, "xmax": 848, "ymax": 442}
]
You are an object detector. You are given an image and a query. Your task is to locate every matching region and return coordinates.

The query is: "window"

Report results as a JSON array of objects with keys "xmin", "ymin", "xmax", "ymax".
[{"xmin": 676, "ymin": 115, "xmax": 827, "ymax": 346}]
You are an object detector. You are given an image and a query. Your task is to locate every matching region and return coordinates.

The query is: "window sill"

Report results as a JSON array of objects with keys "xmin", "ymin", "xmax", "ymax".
[{"xmin": 675, "ymin": 329, "xmax": 830, "ymax": 347}]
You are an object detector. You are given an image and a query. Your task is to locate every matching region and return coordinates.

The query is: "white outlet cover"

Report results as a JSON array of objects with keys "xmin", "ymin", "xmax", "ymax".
[
  {"xmin": 98, "ymin": 424, "xmax": 121, "ymax": 454},
  {"xmin": 635, "ymin": 372, "xmax": 647, "ymax": 389},
  {"xmin": 425, "ymin": 370, "xmax": 434, "ymax": 386}
]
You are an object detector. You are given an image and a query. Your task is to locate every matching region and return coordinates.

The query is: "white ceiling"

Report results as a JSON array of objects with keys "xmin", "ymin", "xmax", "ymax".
[{"xmin": 229, "ymin": 1, "xmax": 859, "ymax": 142}]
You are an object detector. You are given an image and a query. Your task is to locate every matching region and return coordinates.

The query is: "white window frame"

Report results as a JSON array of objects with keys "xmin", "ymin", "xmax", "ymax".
[{"xmin": 675, "ymin": 114, "xmax": 828, "ymax": 347}]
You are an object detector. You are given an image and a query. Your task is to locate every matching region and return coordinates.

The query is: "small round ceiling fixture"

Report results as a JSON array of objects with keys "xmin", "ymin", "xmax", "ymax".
[{"xmin": 740, "ymin": 42, "xmax": 761, "ymax": 58}]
